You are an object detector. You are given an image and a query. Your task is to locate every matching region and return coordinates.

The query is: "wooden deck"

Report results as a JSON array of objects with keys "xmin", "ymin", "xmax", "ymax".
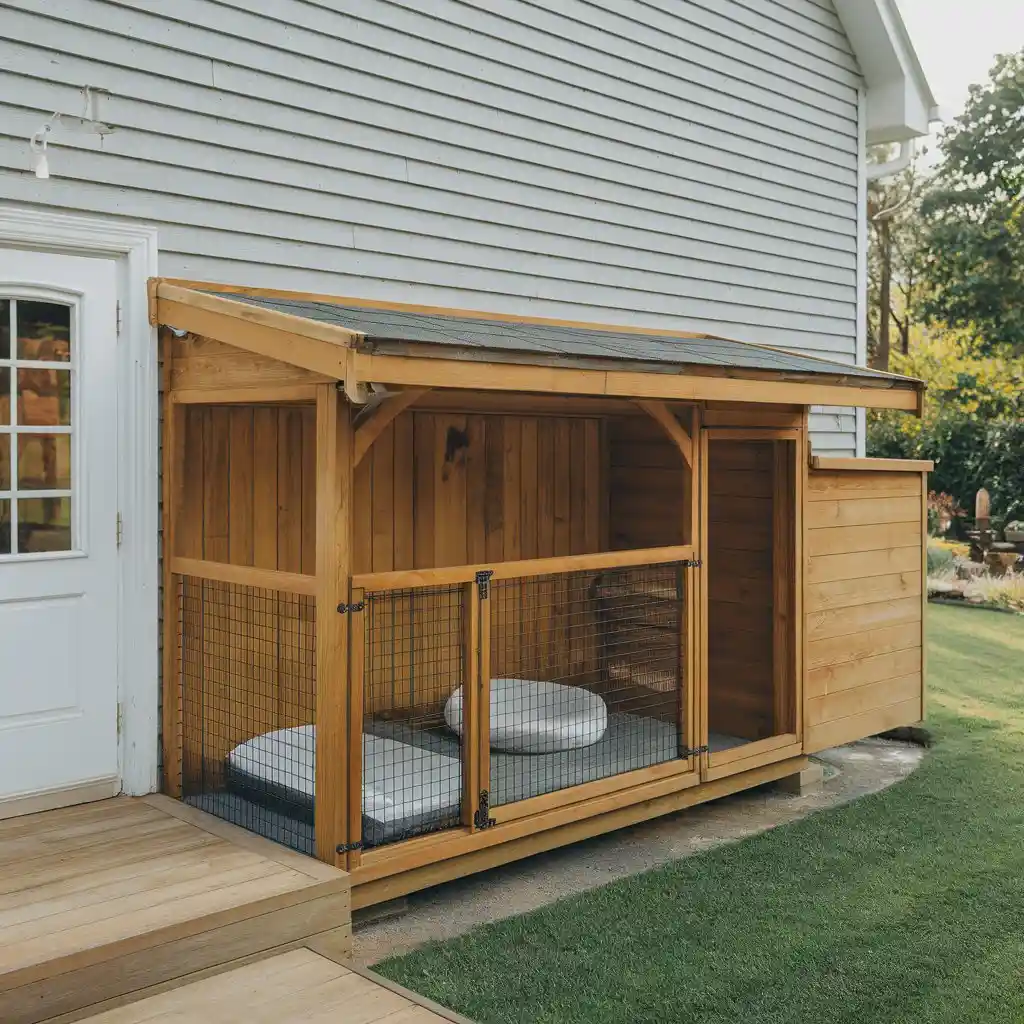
[
  {"xmin": 0, "ymin": 795, "xmax": 351, "ymax": 1024},
  {"xmin": 72, "ymin": 948, "xmax": 471, "ymax": 1024}
]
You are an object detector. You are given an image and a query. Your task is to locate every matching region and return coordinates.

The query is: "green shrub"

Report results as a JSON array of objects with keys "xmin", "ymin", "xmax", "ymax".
[
  {"xmin": 867, "ymin": 330, "xmax": 1024, "ymax": 525},
  {"xmin": 927, "ymin": 543, "xmax": 955, "ymax": 574},
  {"xmin": 869, "ymin": 413, "xmax": 1024, "ymax": 525}
]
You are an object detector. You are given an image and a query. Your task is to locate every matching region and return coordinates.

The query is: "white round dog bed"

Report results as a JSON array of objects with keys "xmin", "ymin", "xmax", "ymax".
[{"xmin": 444, "ymin": 678, "xmax": 608, "ymax": 753}]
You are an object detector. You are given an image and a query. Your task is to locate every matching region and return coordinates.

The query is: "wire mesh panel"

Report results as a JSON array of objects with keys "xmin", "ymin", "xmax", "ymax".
[
  {"xmin": 361, "ymin": 584, "xmax": 465, "ymax": 848},
  {"xmin": 178, "ymin": 575, "xmax": 316, "ymax": 853},
  {"xmin": 489, "ymin": 563, "xmax": 686, "ymax": 806}
]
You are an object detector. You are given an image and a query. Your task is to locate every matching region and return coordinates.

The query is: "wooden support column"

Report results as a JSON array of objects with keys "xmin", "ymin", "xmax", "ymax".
[
  {"xmin": 161, "ymin": 347, "xmax": 186, "ymax": 798},
  {"xmin": 697, "ymin": 429, "xmax": 710, "ymax": 782},
  {"xmin": 315, "ymin": 383, "xmax": 353, "ymax": 866},
  {"xmin": 346, "ymin": 588, "xmax": 366, "ymax": 871},
  {"xmin": 772, "ymin": 440, "xmax": 795, "ymax": 735},
  {"xmin": 477, "ymin": 578, "xmax": 492, "ymax": 826},
  {"xmin": 462, "ymin": 581, "xmax": 481, "ymax": 830}
]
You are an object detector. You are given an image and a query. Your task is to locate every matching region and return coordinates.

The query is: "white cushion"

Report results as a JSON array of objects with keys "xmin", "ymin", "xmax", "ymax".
[
  {"xmin": 227, "ymin": 726, "xmax": 462, "ymax": 827},
  {"xmin": 444, "ymin": 678, "xmax": 608, "ymax": 753}
]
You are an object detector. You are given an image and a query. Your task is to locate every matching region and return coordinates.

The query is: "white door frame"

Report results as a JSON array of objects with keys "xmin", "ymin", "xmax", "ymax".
[{"xmin": 0, "ymin": 205, "xmax": 159, "ymax": 796}]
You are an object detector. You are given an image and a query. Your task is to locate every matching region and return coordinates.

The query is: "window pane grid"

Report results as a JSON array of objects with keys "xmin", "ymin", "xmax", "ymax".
[{"xmin": 2, "ymin": 297, "xmax": 74, "ymax": 555}]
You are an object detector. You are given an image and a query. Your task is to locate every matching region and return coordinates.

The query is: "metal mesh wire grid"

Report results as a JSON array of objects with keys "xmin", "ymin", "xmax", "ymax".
[
  {"xmin": 179, "ymin": 576, "xmax": 316, "ymax": 854},
  {"xmin": 361, "ymin": 584, "xmax": 465, "ymax": 848},
  {"xmin": 489, "ymin": 563, "xmax": 686, "ymax": 806}
]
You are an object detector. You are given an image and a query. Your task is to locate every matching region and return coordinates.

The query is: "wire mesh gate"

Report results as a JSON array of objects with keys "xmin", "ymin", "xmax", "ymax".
[{"xmin": 353, "ymin": 555, "xmax": 694, "ymax": 853}]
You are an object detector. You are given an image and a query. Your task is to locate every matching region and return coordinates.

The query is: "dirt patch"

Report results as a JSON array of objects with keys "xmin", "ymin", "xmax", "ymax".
[{"xmin": 353, "ymin": 738, "xmax": 924, "ymax": 966}]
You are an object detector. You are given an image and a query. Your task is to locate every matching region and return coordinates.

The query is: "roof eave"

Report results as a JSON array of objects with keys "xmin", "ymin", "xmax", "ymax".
[{"xmin": 835, "ymin": 0, "xmax": 939, "ymax": 144}]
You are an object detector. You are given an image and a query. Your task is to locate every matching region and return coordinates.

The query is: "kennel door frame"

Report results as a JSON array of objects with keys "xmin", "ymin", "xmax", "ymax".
[{"xmin": 698, "ymin": 427, "xmax": 805, "ymax": 783}]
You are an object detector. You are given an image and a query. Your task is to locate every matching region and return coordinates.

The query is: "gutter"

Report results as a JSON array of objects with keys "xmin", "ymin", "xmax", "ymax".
[{"xmin": 866, "ymin": 139, "xmax": 915, "ymax": 183}]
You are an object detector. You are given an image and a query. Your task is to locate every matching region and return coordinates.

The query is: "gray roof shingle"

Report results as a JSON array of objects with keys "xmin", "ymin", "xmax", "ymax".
[{"xmin": 208, "ymin": 292, "xmax": 917, "ymax": 387}]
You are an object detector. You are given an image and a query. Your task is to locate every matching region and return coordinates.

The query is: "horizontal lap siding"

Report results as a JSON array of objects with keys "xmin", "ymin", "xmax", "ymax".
[
  {"xmin": 804, "ymin": 469, "xmax": 926, "ymax": 752},
  {"xmin": 2, "ymin": 0, "xmax": 858, "ymax": 448}
]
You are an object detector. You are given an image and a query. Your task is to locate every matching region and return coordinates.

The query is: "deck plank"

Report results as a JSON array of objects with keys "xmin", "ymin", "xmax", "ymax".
[
  {"xmin": 0, "ymin": 797, "xmax": 350, "ymax": 1024},
  {"xmin": 75, "ymin": 949, "xmax": 456, "ymax": 1024}
]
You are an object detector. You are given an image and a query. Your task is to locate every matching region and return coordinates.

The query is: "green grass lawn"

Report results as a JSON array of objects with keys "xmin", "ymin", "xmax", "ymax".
[{"xmin": 378, "ymin": 606, "xmax": 1024, "ymax": 1024}]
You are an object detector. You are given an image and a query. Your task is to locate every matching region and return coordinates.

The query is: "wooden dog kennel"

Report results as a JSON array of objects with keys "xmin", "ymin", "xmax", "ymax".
[{"xmin": 154, "ymin": 281, "xmax": 930, "ymax": 908}]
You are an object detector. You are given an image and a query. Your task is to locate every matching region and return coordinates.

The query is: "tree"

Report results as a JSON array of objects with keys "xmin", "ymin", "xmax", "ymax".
[
  {"xmin": 867, "ymin": 155, "xmax": 928, "ymax": 370},
  {"xmin": 919, "ymin": 50, "xmax": 1024, "ymax": 354}
]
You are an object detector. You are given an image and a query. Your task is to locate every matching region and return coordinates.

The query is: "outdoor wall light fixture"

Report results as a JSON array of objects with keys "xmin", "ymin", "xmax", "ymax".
[{"xmin": 28, "ymin": 86, "xmax": 114, "ymax": 180}]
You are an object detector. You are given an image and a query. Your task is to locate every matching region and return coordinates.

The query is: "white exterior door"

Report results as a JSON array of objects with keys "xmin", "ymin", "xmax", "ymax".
[{"xmin": 0, "ymin": 249, "xmax": 119, "ymax": 809}]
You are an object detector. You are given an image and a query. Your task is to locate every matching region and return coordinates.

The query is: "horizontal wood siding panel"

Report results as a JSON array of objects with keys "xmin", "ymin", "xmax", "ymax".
[
  {"xmin": 806, "ymin": 646, "xmax": 922, "ymax": 699},
  {"xmin": 807, "ymin": 520, "xmax": 922, "ymax": 557},
  {"xmin": 806, "ymin": 595, "xmax": 921, "ymax": 642},
  {"xmin": 803, "ymin": 469, "xmax": 925, "ymax": 752},
  {"xmin": 806, "ymin": 495, "xmax": 921, "ymax": 529},
  {"xmin": 806, "ymin": 673, "xmax": 922, "ymax": 726},
  {"xmin": 805, "ymin": 698, "xmax": 922, "ymax": 752},
  {"xmin": 805, "ymin": 545, "xmax": 922, "ymax": 584},
  {"xmin": 1, "ymin": 0, "xmax": 858, "ymax": 452},
  {"xmin": 806, "ymin": 571, "xmax": 922, "ymax": 612},
  {"xmin": 806, "ymin": 621, "xmax": 921, "ymax": 672},
  {"xmin": 807, "ymin": 471, "xmax": 922, "ymax": 499}
]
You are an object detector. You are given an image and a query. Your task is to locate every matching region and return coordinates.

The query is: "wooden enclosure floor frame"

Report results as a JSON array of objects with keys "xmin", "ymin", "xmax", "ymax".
[
  {"xmin": 0, "ymin": 795, "xmax": 350, "ymax": 1024},
  {"xmin": 66, "ymin": 948, "xmax": 473, "ymax": 1024}
]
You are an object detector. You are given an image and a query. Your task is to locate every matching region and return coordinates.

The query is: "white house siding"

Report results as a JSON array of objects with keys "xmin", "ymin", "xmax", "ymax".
[{"xmin": 0, "ymin": 0, "xmax": 862, "ymax": 452}]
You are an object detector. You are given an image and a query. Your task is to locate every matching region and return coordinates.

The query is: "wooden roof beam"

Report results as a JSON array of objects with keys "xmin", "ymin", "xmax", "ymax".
[
  {"xmin": 151, "ymin": 281, "xmax": 358, "ymax": 380},
  {"xmin": 350, "ymin": 353, "xmax": 921, "ymax": 412}
]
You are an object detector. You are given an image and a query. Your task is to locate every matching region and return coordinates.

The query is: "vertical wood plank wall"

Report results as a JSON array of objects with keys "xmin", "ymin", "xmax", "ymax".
[
  {"xmin": 706, "ymin": 440, "xmax": 776, "ymax": 740},
  {"xmin": 352, "ymin": 411, "xmax": 606, "ymax": 574},
  {"xmin": 176, "ymin": 404, "xmax": 318, "ymax": 778},
  {"xmin": 178, "ymin": 404, "xmax": 317, "ymax": 571},
  {"xmin": 608, "ymin": 415, "xmax": 689, "ymax": 549},
  {"xmin": 804, "ymin": 469, "xmax": 926, "ymax": 751}
]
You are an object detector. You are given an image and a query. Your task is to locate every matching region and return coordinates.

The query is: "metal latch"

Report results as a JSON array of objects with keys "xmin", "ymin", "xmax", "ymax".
[
  {"xmin": 680, "ymin": 745, "xmax": 710, "ymax": 758},
  {"xmin": 337, "ymin": 601, "xmax": 366, "ymax": 614},
  {"xmin": 475, "ymin": 569, "xmax": 494, "ymax": 599},
  {"xmin": 336, "ymin": 841, "xmax": 363, "ymax": 854},
  {"xmin": 681, "ymin": 559, "xmax": 703, "ymax": 568},
  {"xmin": 474, "ymin": 790, "xmax": 496, "ymax": 829}
]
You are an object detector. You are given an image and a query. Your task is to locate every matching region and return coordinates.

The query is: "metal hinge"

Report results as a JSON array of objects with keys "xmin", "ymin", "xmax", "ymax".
[
  {"xmin": 475, "ymin": 569, "xmax": 494, "ymax": 599},
  {"xmin": 336, "ymin": 841, "xmax": 363, "ymax": 854},
  {"xmin": 116, "ymin": 300, "xmax": 122, "ymax": 337},
  {"xmin": 116, "ymin": 702, "xmax": 124, "ymax": 735},
  {"xmin": 116, "ymin": 512, "xmax": 123, "ymax": 548},
  {"xmin": 337, "ymin": 600, "xmax": 365, "ymax": 614},
  {"xmin": 682, "ymin": 559, "xmax": 703, "ymax": 568},
  {"xmin": 473, "ymin": 790, "xmax": 496, "ymax": 830},
  {"xmin": 680, "ymin": 744, "xmax": 710, "ymax": 758}
]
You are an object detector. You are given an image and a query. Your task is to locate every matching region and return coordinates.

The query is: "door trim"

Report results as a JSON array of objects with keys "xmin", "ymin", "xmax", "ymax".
[{"xmin": 0, "ymin": 205, "xmax": 159, "ymax": 796}]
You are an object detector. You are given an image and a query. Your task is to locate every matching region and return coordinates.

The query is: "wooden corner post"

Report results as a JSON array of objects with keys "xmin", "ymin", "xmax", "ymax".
[
  {"xmin": 315, "ymin": 384, "xmax": 353, "ymax": 866},
  {"xmin": 161, "ymin": 341, "xmax": 186, "ymax": 798}
]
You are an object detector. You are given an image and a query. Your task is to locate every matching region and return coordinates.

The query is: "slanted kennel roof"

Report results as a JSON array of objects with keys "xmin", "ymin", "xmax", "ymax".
[{"xmin": 207, "ymin": 291, "xmax": 907, "ymax": 386}]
